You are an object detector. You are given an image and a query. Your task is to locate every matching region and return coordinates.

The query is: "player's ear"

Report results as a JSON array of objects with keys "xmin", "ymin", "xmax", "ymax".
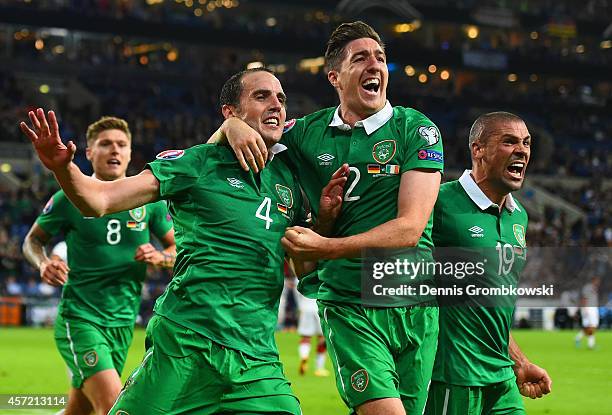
[
  {"xmin": 85, "ymin": 146, "xmax": 92, "ymax": 161},
  {"xmin": 222, "ymin": 104, "xmax": 237, "ymax": 120},
  {"xmin": 328, "ymin": 70, "xmax": 340, "ymax": 89},
  {"xmin": 471, "ymin": 140, "xmax": 483, "ymax": 160}
]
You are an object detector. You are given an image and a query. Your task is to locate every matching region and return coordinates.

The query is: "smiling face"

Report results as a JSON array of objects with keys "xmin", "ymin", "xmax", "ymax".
[
  {"xmin": 223, "ymin": 71, "xmax": 287, "ymax": 147},
  {"xmin": 328, "ymin": 37, "xmax": 388, "ymax": 123},
  {"xmin": 473, "ymin": 119, "xmax": 531, "ymax": 194},
  {"xmin": 86, "ymin": 129, "xmax": 131, "ymax": 181}
]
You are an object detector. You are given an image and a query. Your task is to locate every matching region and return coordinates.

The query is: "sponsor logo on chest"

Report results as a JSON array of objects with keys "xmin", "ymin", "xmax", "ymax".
[
  {"xmin": 469, "ymin": 225, "xmax": 484, "ymax": 238},
  {"xmin": 227, "ymin": 178, "xmax": 244, "ymax": 189},
  {"xmin": 317, "ymin": 153, "xmax": 335, "ymax": 166}
]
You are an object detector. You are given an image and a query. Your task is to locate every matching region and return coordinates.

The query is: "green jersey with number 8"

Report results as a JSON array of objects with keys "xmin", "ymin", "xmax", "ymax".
[
  {"xmin": 148, "ymin": 144, "xmax": 305, "ymax": 361},
  {"xmin": 36, "ymin": 190, "xmax": 173, "ymax": 327}
]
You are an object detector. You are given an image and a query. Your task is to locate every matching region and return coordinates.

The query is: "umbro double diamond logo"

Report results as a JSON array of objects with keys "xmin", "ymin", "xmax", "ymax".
[
  {"xmin": 227, "ymin": 178, "xmax": 244, "ymax": 189},
  {"xmin": 468, "ymin": 226, "xmax": 484, "ymax": 238},
  {"xmin": 317, "ymin": 153, "xmax": 335, "ymax": 166}
]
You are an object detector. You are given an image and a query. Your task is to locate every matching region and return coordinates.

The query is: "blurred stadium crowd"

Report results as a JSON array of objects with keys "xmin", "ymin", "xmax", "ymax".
[{"xmin": 0, "ymin": 0, "xmax": 610, "ymax": 326}]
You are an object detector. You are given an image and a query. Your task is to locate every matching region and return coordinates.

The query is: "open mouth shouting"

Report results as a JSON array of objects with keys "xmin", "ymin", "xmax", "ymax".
[
  {"xmin": 361, "ymin": 77, "xmax": 380, "ymax": 95},
  {"xmin": 506, "ymin": 160, "xmax": 526, "ymax": 180}
]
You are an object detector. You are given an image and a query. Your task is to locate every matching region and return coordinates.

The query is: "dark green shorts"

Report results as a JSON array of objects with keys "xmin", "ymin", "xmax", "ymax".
[
  {"xmin": 318, "ymin": 301, "xmax": 439, "ymax": 413},
  {"xmin": 424, "ymin": 379, "xmax": 526, "ymax": 415},
  {"xmin": 109, "ymin": 315, "xmax": 301, "ymax": 415},
  {"xmin": 54, "ymin": 314, "xmax": 133, "ymax": 388}
]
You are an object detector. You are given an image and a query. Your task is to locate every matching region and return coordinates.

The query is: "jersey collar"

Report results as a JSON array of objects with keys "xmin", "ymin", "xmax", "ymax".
[
  {"xmin": 268, "ymin": 143, "xmax": 287, "ymax": 161},
  {"xmin": 458, "ymin": 170, "xmax": 519, "ymax": 213},
  {"xmin": 329, "ymin": 101, "xmax": 393, "ymax": 135}
]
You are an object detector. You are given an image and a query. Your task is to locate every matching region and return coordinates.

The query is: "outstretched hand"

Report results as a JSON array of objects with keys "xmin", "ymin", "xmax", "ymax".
[{"xmin": 20, "ymin": 108, "xmax": 76, "ymax": 172}]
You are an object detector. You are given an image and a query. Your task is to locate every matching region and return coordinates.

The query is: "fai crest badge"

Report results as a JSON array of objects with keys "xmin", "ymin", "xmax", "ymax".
[
  {"xmin": 275, "ymin": 184, "xmax": 294, "ymax": 208},
  {"xmin": 372, "ymin": 140, "xmax": 397, "ymax": 164},
  {"xmin": 418, "ymin": 125, "xmax": 440, "ymax": 146},
  {"xmin": 351, "ymin": 369, "xmax": 369, "ymax": 392},
  {"xmin": 513, "ymin": 224, "xmax": 526, "ymax": 248},
  {"xmin": 129, "ymin": 206, "xmax": 147, "ymax": 222},
  {"xmin": 83, "ymin": 350, "xmax": 98, "ymax": 367}
]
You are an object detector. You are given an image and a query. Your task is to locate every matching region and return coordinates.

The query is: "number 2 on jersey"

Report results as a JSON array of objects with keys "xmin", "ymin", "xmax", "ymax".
[
  {"xmin": 344, "ymin": 166, "xmax": 361, "ymax": 202},
  {"xmin": 256, "ymin": 197, "xmax": 273, "ymax": 229}
]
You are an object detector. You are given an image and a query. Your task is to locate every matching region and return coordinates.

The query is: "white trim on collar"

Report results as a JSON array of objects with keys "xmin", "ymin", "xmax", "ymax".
[
  {"xmin": 329, "ymin": 101, "xmax": 393, "ymax": 135},
  {"xmin": 268, "ymin": 143, "xmax": 287, "ymax": 161},
  {"xmin": 458, "ymin": 170, "xmax": 520, "ymax": 212}
]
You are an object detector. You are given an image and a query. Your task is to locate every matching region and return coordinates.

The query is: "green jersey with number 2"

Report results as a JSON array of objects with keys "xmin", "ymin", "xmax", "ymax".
[{"xmin": 283, "ymin": 102, "xmax": 444, "ymax": 305}]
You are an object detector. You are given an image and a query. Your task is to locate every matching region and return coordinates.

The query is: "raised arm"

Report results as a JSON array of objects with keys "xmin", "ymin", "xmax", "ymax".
[
  {"xmin": 23, "ymin": 224, "xmax": 69, "ymax": 286},
  {"xmin": 282, "ymin": 168, "xmax": 440, "ymax": 260},
  {"xmin": 20, "ymin": 109, "xmax": 160, "ymax": 216},
  {"xmin": 510, "ymin": 334, "xmax": 552, "ymax": 399}
]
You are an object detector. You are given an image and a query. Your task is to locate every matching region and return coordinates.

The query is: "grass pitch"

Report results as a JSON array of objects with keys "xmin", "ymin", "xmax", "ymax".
[{"xmin": 0, "ymin": 328, "xmax": 610, "ymax": 414}]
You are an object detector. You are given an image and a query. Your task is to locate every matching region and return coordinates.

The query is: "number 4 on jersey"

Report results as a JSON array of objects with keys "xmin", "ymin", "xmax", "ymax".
[{"xmin": 256, "ymin": 197, "xmax": 273, "ymax": 229}]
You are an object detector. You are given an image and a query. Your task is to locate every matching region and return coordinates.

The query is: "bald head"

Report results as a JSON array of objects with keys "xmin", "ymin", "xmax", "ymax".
[{"xmin": 468, "ymin": 112, "xmax": 524, "ymax": 148}]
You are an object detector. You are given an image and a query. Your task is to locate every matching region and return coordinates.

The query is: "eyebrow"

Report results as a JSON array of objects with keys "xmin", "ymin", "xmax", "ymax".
[
  {"xmin": 501, "ymin": 133, "xmax": 531, "ymax": 140},
  {"xmin": 351, "ymin": 49, "xmax": 386, "ymax": 59},
  {"xmin": 252, "ymin": 89, "xmax": 287, "ymax": 102}
]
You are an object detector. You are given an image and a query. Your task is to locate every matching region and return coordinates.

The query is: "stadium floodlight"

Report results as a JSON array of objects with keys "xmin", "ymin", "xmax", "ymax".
[{"xmin": 337, "ymin": 0, "xmax": 423, "ymax": 21}]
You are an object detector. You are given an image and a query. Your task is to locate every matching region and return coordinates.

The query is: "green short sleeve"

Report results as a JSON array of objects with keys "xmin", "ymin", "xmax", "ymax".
[
  {"xmin": 35, "ymin": 191, "xmax": 71, "ymax": 236},
  {"xmin": 146, "ymin": 148, "xmax": 202, "ymax": 200},
  {"xmin": 148, "ymin": 201, "xmax": 174, "ymax": 239},
  {"xmin": 402, "ymin": 116, "xmax": 444, "ymax": 173}
]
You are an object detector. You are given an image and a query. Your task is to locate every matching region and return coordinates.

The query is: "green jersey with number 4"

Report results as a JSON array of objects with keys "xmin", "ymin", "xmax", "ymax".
[
  {"xmin": 282, "ymin": 102, "xmax": 444, "ymax": 305},
  {"xmin": 432, "ymin": 171, "xmax": 529, "ymax": 386},
  {"xmin": 36, "ymin": 191, "xmax": 173, "ymax": 327},
  {"xmin": 148, "ymin": 144, "xmax": 305, "ymax": 361}
]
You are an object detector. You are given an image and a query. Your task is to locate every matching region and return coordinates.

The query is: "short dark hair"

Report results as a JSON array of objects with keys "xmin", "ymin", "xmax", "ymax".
[
  {"xmin": 468, "ymin": 111, "xmax": 524, "ymax": 147},
  {"xmin": 325, "ymin": 21, "xmax": 384, "ymax": 72},
  {"xmin": 86, "ymin": 116, "xmax": 131, "ymax": 144},
  {"xmin": 219, "ymin": 67, "xmax": 274, "ymax": 108}
]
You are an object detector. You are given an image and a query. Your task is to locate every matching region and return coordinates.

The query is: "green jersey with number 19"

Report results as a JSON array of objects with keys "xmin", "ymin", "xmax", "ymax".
[
  {"xmin": 432, "ymin": 170, "xmax": 529, "ymax": 386},
  {"xmin": 148, "ymin": 144, "xmax": 305, "ymax": 361},
  {"xmin": 35, "ymin": 191, "xmax": 173, "ymax": 327},
  {"xmin": 283, "ymin": 102, "xmax": 444, "ymax": 305}
]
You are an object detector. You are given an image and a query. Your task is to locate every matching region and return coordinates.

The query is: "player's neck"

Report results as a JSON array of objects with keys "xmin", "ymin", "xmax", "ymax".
[
  {"xmin": 92, "ymin": 172, "xmax": 125, "ymax": 181},
  {"xmin": 338, "ymin": 104, "xmax": 383, "ymax": 128},
  {"xmin": 470, "ymin": 172, "xmax": 508, "ymax": 211}
]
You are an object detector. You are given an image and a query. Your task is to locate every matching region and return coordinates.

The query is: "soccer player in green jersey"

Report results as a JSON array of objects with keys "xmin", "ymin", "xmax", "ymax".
[
  {"xmin": 210, "ymin": 21, "xmax": 443, "ymax": 415},
  {"xmin": 20, "ymin": 68, "xmax": 346, "ymax": 415},
  {"xmin": 22, "ymin": 116, "xmax": 176, "ymax": 415},
  {"xmin": 424, "ymin": 112, "xmax": 552, "ymax": 415}
]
